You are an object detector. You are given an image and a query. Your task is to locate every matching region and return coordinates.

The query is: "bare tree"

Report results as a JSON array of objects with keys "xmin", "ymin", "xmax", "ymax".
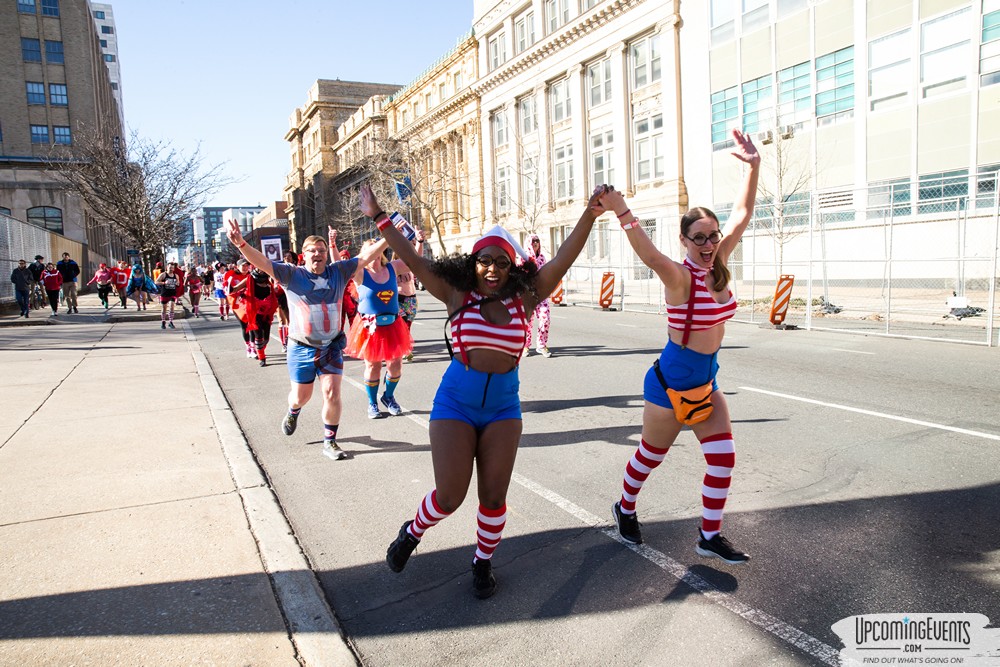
[
  {"xmin": 496, "ymin": 136, "xmax": 547, "ymax": 239},
  {"xmin": 348, "ymin": 131, "xmax": 473, "ymax": 255},
  {"xmin": 753, "ymin": 124, "xmax": 812, "ymax": 273},
  {"xmin": 50, "ymin": 129, "xmax": 235, "ymax": 268}
]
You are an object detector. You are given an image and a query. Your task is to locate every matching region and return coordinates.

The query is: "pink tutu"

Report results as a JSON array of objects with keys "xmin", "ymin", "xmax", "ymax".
[{"xmin": 345, "ymin": 314, "xmax": 413, "ymax": 362}]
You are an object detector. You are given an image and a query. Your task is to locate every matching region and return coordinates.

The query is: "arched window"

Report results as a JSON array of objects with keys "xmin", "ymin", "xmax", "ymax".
[
  {"xmin": 26, "ymin": 206, "xmax": 63, "ymax": 234},
  {"xmin": 0, "ymin": 207, "xmax": 11, "ymax": 216}
]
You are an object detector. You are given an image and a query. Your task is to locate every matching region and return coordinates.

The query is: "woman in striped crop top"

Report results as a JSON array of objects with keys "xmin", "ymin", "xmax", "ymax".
[
  {"xmin": 361, "ymin": 182, "xmax": 605, "ymax": 599},
  {"xmin": 601, "ymin": 128, "xmax": 761, "ymax": 565}
]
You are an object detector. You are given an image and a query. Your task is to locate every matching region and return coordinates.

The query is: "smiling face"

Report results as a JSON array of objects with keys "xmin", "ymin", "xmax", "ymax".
[
  {"xmin": 301, "ymin": 239, "xmax": 328, "ymax": 274},
  {"xmin": 474, "ymin": 245, "xmax": 513, "ymax": 295},
  {"xmin": 680, "ymin": 207, "xmax": 722, "ymax": 269}
]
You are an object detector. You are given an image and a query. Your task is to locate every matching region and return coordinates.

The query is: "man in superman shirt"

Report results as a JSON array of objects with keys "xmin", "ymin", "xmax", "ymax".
[{"xmin": 225, "ymin": 219, "xmax": 388, "ymax": 461}]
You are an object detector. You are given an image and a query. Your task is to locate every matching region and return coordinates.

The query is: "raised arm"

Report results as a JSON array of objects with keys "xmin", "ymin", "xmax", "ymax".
[
  {"xmin": 600, "ymin": 187, "xmax": 686, "ymax": 289},
  {"xmin": 225, "ymin": 219, "xmax": 275, "ymax": 279},
  {"xmin": 350, "ymin": 235, "xmax": 391, "ymax": 283},
  {"xmin": 360, "ymin": 183, "xmax": 453, "ymax": 304},
  {"xmin": 527, "ymin": 188, "xmax": 603, "ymax": 310},
  {"xmin": 717, "ymin": 129, "xmax": 761, "ymax": 262}
]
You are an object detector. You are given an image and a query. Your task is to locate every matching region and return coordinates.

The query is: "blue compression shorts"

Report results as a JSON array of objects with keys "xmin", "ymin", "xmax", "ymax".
[
  {"xmin": 643, "ymin": 339, "xmax": 720, "ymax": 410},
  {"xmin": 214, "ymin": 288, "xmax": 226, "ymax": 299},
  {"xmin": 430, "ymin": 359, "xmax": 521, "ymax": 430},
  {"xmin": 286, "ymin": 338, "xmax": 345, "ymax": 385}
]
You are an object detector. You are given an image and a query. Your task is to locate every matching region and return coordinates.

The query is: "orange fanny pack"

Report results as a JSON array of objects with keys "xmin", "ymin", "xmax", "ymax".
[{"xmin": 653, "ymin": 359, "xmax": 714, "ymax": 425}]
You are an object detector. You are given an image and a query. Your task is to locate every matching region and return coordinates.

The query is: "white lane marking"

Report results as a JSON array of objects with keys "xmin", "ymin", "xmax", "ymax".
[
  {"xmin": 511, "ymin": 473, "xmax": 839, "ymax": 666},
  {"xmin": 356, "ymin": 379, "xmax": 839, "ymax": 665},
  {"xmin": 829, "ymin": 348, "xmax": 875, "ymax": 355},
  {"xmin": 615, "ymin": 324, "xmax": 639, "ymax": 328},
  {"xmin": 741, "ymin": 386, "xmax": 1000, "ymax": 442}
]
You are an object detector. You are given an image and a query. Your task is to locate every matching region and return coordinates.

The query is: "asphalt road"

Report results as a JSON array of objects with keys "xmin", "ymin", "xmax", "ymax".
[{"xmin": 192, "ymin": 296, "xmax": 1000, "ymax": 667}]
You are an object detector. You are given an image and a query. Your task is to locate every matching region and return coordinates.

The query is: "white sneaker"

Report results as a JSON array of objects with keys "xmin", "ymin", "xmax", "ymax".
[{"xmin": 537, "ymin": 346, "xmax": 552, "ymax": 358}]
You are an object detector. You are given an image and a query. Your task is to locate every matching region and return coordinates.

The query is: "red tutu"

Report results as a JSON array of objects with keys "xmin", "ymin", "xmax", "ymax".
[{"xmin": 345, "ymin": 314, "xmax": 413, "ymax": 362}]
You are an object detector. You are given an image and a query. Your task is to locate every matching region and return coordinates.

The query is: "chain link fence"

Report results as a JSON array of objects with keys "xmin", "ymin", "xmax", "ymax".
[{"xmin": 559, "ymin": 172, "xmax": 1000, "ymax": 347}]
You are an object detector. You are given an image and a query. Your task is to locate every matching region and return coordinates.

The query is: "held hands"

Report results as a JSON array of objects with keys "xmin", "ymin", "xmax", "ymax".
[
  {"xmin": 587, "ymin": 185, "xmax": 610, "ymax": 216},
  {"xmin": 597, "ymin": 186, "xmax": 628, "ymax": 217},
  {"xmin": 730, "ymin": 129, "xmax": 761, "ymax": 167},
  {"xmin": 359, "ymin": 183, "xmax": 382, "ymax": 219}
]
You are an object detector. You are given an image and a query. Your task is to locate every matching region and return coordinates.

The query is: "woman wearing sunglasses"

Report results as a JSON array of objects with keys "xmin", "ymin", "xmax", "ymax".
[
  {"xmin": 360, "ymin": 182, "xmax": 604, "ymax": 599},
  {"xmin": 600, "ymin": 128, "xmax": 760, "ymax": 565}
]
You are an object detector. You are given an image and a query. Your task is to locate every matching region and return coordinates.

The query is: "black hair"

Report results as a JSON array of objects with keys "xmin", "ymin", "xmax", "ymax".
[{"xmin": 430, "ymin": 252, "xmax": 538, "ymax": 300}]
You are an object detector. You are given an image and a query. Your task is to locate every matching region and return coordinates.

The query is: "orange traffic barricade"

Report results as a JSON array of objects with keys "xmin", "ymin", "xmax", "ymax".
[
  {"xmin": 550, "ymin": 280, "xmax": 564, "ymax": 305},
  {"xmin": 769, "ymin": 275, "xmax": 795, "ymax": 325},
  {"xmin": 599, "ymin": 272, "xmax": 615, "ymax": 310}
]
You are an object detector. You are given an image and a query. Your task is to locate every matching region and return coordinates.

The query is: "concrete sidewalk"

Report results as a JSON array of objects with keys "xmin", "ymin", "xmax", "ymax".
[{"xmin": 0, "ymin": 291, "xmax": 355, "ymax": 666}]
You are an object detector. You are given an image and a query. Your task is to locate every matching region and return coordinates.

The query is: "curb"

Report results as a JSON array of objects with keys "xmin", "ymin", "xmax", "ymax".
[{"xmin": 182, "ymin": 321, "xmax": 357, "ymax": 667}]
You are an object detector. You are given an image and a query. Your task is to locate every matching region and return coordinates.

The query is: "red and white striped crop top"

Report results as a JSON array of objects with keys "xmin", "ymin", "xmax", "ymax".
[
  {"xmin": 450, "ymin": 291, "xmax": 528, "ymax": 365},
  {"xmin": 665, "ymin": 259, "xmax": 738, "ymax": 331}
]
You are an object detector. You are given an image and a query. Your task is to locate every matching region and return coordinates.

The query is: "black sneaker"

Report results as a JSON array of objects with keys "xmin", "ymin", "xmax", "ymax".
[
  {"xmin": 386, "ymin": 521, "xmax": 419, "ymax": 573},
  {"xmin": 471, "ymin": 559, "xmax": 497, "ymax": 599},
  {"xmin": 613, "ymin": 501, "xmax": 643, "ymax": 544},
  {"xmin": 161, "ymin": 321, "xmax": 166, "ymax": 329},
  {"xmin": 695, "ymin": 531, "xmax": 750, "ymax": 565},
  {"xmin": 281, "ymin": 410, "xmax": 299, "ymax": 436}
]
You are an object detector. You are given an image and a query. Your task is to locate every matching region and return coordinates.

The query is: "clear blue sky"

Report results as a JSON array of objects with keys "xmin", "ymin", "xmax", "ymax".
[{"xmin": 110, "ymin": 1, "xmax": 473, "ymax": 207}]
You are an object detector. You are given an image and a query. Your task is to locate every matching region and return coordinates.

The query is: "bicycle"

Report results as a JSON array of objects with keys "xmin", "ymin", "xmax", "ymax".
[{"xmin": 29, "ymin": 282, "xmax": 46, "ymax": 311}]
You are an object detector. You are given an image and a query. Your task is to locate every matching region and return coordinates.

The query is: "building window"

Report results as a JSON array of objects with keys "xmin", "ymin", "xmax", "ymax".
[
  {"xmin": 515, "ymin": 11, "xmax": 535, "ymax": 54},
  {"xmin": 867, "ymin": 178, "xmax": 911, "ymax": 218},
  {"xmin": 489, "ymin": 32, "xmax": 507, "ymax": 71},
  {"xmin": 711, "ymin": 86, "xmax": 738, "ymax": 146},
  {"xmin": 868, "ymin": 30, "xmax": 911, "ymax": 110},
  {"xmin": 49, "ymin": 83, "xmax": 68, "ymax": 106},
  {"xmin": 518, "ymin": 95, "xmax": 536, "ymax": 135},
  {"xmin": 94, "ymin": 9, "xmax": 105, "ymax": 18},
  {"xmin": 777, "ymin": 62, "xmax": 811, "ymax": 124},
  {"xmin": 45, "ymin": 40, "xmax": 64, "ymax": 64},
  {"xmin": 522, "ymin": 156, "xmax": 539, "ymax": 208},
  {"xmin": 53, "ymin": 125, "xmax": 71, "ymax": 145},
  {"xmin": 22, "ymin": 38, "xmax": 42, "ymax": 63},
  {"xmin": 492, "ymin": 110, "xmax": 508, "ymax": 147},
  {"xmin": 591, "ymin": 129, "xmax": 614, "ymax": 188},
  {"xmin": 976, "ymin": 163, "xmax": 1000, "ymax": 208},
  {"xmin": 438, "ymin": 82, "xmax": 447, "ymax": 102},
  {"xmin": 918, "ymin": 169, "xmax": 968, "ymax": 213},
  {"xmin": 711, "ymin": 0, "xmax": 735, "ymax": 44},
  {"xmin": 111, "ymin": 82, "xmax": 118, "ymax": 90},
  {"xmin": 0, "ymin": 207, "xmax": 11, "ymax": 216},
  {"xmin": 425, "ymin": 91, "xmax": 433, "ymax": 110},
  {"xmin": 984, "ymin": 7, "xmax": 1000, "ymax": 86},
  {"xmin": 101, "ymin": 25, "xmax": 114, "ymax": 34},
  {"xmin": 27, "ymin": 206, "xmax": 63, "ymax": 233},
  {"xmin": 743, "ymin": 0, "xmax": 769, "ymax": 32},
  {"xmin": 18, "ymin": 0, "xmax": 35, "ymax": 13},
  {"xmin": 921, "ymin": 8, "xmax": 971, "ymax": 98},
  {"xmin": 742, "ymin": 74, "xmax": 772, "ymax": 133},
  {"xmin": 30, "ymin": 125, "xmax": 49, "ymax": 144},
  {"xmin": 453, "ymin": 71, "xmax": 463, "ymax": 90},
  {"xmin": 496, "ymin": 164, "xmax": 511, "ymax": 213},
  {"xmin": 26, "ymin": 82, "xmax": 46, "ymax": 105},
  {"xmin": 584, "ymin": 0, "xmax": 601, "ymax": 8},
  {"xmin": 550, "ymin": 78, "xmax": 572, "ymax": 123},
  {"xmin": 545, "ymin": 0, "xmax": 570, "ymax": 33},
  {"xmin": 631, "ymin": 34, "xmax": 661, "ymax": 89},
  {"xmin": 41, "ymin": 0, "xmax": 58, "ymax": 16},
  {"xmin": 815, "ymin": 46, "xmax": 854, "ymax": 119},
  {"xmin": 633, "ymin": 114, "xmax": 664, "ymax": 182},
  {"xmin": 100, "ymin": 39, "xmax": 108, "ymax": 47},
  {"xmin": 553, "ymin": 143, "xmax": 574, "ymax": 200},
  {"xmin": 104, "ymin": 54, "xmax": 116, "ymax": 62},
  {"xmin": 401, "ymin": 109, "xmax": 408, "ymax": 125},
  {"xmin": 588, "ymin": 59, "xmax": 612, "ymax": 107}
]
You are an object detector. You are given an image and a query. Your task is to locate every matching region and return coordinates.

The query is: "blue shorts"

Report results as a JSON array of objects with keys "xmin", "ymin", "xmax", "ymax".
[
  {"xmin": 215, "ymin": 288, "xmax": 226, "ymax": 299},
  {"xmin": 643, "ymin": 340, "xmax": 720, "ymax": 410},
  {"xmin": 286, "ymin": 338, "xmax": 345, "ymax": 385},
  {"xmin": 430, "ymin": 359, "xmax": 521, "ymax": 430}
]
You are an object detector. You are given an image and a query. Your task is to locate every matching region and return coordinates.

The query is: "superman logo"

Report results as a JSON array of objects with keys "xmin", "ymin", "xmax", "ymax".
[{"xmin": 376, "ymin": 289, "xmax": 394, "ymax": 304}]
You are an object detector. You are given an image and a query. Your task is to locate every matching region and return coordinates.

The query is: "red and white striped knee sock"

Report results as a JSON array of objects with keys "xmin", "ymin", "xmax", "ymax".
[
  {"xmin": 620, "ymin": 439, "xmax": 669, "ymax": 514},
  {"xmin": 279, "ymin": 325, "xmax": 288, "ymax": 347},
  {"xmin": 474, "ymin": 504, "xmax": 507, "ymax": 562},
  {"xmin": 408, "ymin": 489, "xmax": 451, "ymax": 540},
  {"xmin": 700, "ymin": 432, "xmax": 735, "ymax": 539}
]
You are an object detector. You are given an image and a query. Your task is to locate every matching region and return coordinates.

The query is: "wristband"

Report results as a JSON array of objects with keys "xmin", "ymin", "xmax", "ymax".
[
  {"xmin": 615, "ymin": 208, "xmax": 632, "ymax": 220},
  {"xmin": 620, "ymin": 218, "xmax": 639, "ymax": 230},
  {"xmin": 373, "ymin": 212, "xmax": 391, "ymax": 231},
  {"xmin": 237, "ymin": 241, "xmax": 247, "ymax": 248}
]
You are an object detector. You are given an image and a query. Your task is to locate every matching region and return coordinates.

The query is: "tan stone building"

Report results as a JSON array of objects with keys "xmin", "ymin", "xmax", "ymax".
[
  {"xmin": 283, "ymin": 79, "xmax": 401, "ymax": 251},
  {"xmin": 0, "ymin": 0, "xmax": 124, "ymax": 268}
]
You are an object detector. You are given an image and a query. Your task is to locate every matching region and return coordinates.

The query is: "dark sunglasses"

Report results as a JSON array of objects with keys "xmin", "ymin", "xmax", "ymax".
[
  {"xmin": 476, "ymin": 254, "xmax": 512, "ymax": 270},
  {"xmin": 685, "ymin": 230, "xmax": 723, "ymax": 246}
]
